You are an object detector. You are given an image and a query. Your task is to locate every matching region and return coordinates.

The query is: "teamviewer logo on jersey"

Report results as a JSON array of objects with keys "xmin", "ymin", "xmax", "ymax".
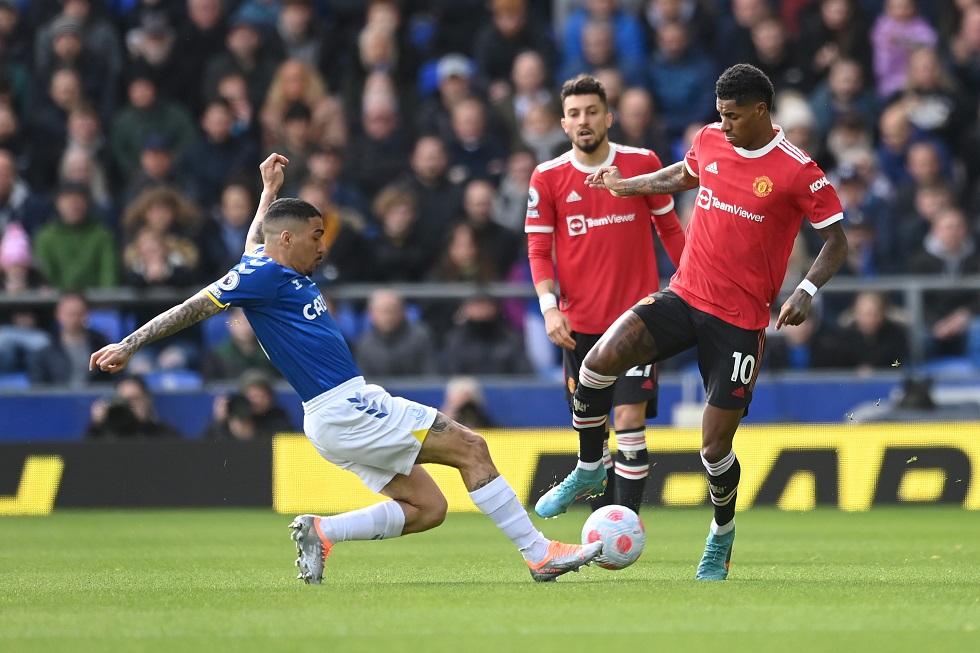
[
  {"xmin": 567, "ymin": 214, "xmax": 587, "ymax": 236},
  {"xmin": 696, "ymin": 187, "xmax": 713, "ymax": 210}
]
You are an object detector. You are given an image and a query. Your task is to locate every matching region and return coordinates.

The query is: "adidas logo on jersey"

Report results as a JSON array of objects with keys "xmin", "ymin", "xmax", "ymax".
[
  {"xmin": 566, "ymin": 190, "xmax": 582, "ymax": 202},
  {"xmin": 705, "ymin": 162, "xmax": 719, "ymax": 174}
]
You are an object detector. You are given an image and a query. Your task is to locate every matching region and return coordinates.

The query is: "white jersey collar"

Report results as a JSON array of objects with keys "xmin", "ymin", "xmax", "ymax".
[
  {"xmin": 570, "ymin": 143, "xmax": 617, "ymax": 173},
  {"xmin": 733, "ymin": 126, "xmax": 784, "ymax": 159}
]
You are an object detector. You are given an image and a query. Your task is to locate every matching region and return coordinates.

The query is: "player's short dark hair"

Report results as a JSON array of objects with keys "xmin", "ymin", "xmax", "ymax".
[
  {"xmin": 264, "ymin": 198, "xmax": 321, "ymax": 227},
  {"xmin": 560, "ymin": 74, "xmax": 607, "ymax": 110},
  {"xmin": 715, "ymin": 64, "xmax": 775, "ymax": 112}
]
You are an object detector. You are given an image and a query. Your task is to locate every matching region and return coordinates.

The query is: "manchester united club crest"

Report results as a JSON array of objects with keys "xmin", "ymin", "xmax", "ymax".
[
  {"xmin": 752, "ymin": 175, "xmax": 774, "ymax": 198},
  {"xmin": 567, "ymin": 376, "xmax": 576, "ymax": 394},
  {"xmin": 637, "ymin": 296, "xmax": 655, "ymax": 305}
]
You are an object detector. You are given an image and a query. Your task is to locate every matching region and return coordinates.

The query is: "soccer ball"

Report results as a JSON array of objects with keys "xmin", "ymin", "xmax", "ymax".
[{"xmin": 581, "ymin": 505, "xmax": 646, "ymax": 570}]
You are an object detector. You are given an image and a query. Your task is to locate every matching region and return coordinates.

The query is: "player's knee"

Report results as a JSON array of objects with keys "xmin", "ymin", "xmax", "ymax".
[
  {"xmin": 459, "ymin": 428, "xmax": 492, "ymax": 463},
  {"xmin": 582, "ymin": 344, "xmax": 615, "ymax": 375},
  {"xmin": 700, "ymin": 441, "xmax": 731, "ymax": 463},
  {"xmin": 419, "ymin": 493, "xmax": 448, "ymax": 530}
]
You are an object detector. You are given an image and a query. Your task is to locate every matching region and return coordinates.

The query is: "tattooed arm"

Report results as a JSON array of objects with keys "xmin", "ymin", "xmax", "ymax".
[
  {"xmin": 776, "ymin": 221, "xmax": 848, "ymax": 329},
  {"xmin": 89, "ymin": 291, "xmax": 223, "ymax": 373},
  {"xmin": 585, "ymin": 161, "xmax": 699, "ymax": 198},
  {"xmin": 245, "ymin": 153, "xmax": 289, "ymax": 253}
]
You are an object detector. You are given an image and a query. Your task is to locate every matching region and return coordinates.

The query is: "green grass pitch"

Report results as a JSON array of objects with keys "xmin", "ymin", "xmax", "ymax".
[{"xmin": 2, "ymin": 507, "xmax": 978, "ymax": 653}]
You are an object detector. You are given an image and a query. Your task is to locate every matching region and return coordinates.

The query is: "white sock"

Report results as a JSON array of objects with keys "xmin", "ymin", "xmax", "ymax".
[
  {"xmin": 577, "ymin": 459, "xmax": 602, "ymax": 471},
  {"xmin": 318, "ymin": 501, "xmax": 406, "ymax": 542},
  {"xmin": 710, "ymin": 518, "xmax": 735, "ymax": 536},
  {"xmin": 469, "ymin": 476, "xmax": 550, "ymax": 563}
]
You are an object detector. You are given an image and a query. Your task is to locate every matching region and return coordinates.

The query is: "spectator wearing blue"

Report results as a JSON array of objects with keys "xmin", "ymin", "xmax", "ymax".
[
  {"xmin": 559, "ymin": 18, "xmax": 646, "ymax": 88},
  {"xmin": 562, "ymin": 0, "xmax": 646, "ymax": 86},
  {"xmin": 231, "ymin": 0, "xmax": 282, "ymax": 30},
  {"xmin": 416, "ymin": 53, "xmax": 477, "ymax": 144},
  {"xmin": 712, "ymin": 0, "xmax": 770, "ymax": 70},
  {"xmin": 204, "ymin": 181, "xmax": 254, "ymax": 276},
  {"xmin": 647, "ymin": 20, "xmax": 718, "ymax": 144},
  {"xmin": 110, "ymin": 70, "xmax": 197, "ymax": 180},
  {"xmin": 808, "ymin": 58, "xmax": 880, "ymax": 141},
  {"xmin": 179, "ymin": 98, "xmax": 259, "ymax": 211},
  {"xmin": 446, "ymin": 97, "xmax": 509, "ymax": 187}
]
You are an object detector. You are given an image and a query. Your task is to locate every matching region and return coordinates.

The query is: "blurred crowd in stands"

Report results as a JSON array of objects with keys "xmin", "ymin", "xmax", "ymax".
[{"xmin": 1, "ymin": 0, "xmax": 980, "ymax": 402}]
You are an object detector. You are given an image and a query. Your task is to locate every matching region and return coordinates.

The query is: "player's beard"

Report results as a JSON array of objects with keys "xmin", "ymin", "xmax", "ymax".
[{"xmin": 574, "ymin": 128, "xmax": 607, "ymax": 155}]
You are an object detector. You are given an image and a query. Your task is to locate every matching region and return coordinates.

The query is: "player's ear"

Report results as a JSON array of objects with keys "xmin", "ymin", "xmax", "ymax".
[{"xmin": 605, "ymin": 111, "xmax": 613, "ymax": 128}]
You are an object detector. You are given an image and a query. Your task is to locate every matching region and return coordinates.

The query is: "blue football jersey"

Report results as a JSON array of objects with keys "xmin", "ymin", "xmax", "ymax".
[{"xmin": 204, "ymin": 247, "xmax": 360, "ymax": 401}]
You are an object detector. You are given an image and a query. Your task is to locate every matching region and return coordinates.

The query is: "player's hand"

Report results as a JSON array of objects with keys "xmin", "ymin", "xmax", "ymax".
[
  {"xmin": 544, "ymin": 308, "xmax": 576, "ymax": 349},
  {"xmin": 775, "ymin": 290, "xmax": 813, "ymax": 330},
  {"xmin": 89, "ymin": 343, "xmax": 134, "ymax": 374},
  {"xmin": 259, "ymin": 152, "xmax": 288, "ymax": 195},
  {"xmin": 586, "ymin": 166, "xmax": 628, "ymax": 196}
]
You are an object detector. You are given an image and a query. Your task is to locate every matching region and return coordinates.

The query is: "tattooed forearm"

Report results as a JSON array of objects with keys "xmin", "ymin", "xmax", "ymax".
[
  {"xmin": 805, "ymin": 223, "xmax": 848, "ymax": 289},
  {"xmin": 120, "ymin": 292, "xmax": 223, "ymax": 354},
  {"xmin": 620, "ymin": 162, "xmax": 695, "ymax": 197}
]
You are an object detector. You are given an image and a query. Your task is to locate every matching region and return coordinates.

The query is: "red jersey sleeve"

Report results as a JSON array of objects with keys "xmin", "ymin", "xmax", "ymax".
[
  {"xmin": 525, "ymin": 168, "xmax": 557, "ymax": 285},
  {"xmin": 791, "ymin": 161, "xmax": 845, "ymax": 229},
  {"xmin": 683, "ymin": 125, "xmax": 708, "ymax": 178}
]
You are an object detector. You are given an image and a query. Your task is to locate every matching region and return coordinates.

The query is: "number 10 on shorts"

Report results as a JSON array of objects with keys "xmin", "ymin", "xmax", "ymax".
[{"xmin": 731, "ymin": 352, "xmax": 756, "ymax": 384}]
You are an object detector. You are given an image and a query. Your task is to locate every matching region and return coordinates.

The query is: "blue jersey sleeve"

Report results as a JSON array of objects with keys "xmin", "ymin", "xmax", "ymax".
[{"xmin": 204, "ymin": 250, "xmax": 278, "ymax": 309}]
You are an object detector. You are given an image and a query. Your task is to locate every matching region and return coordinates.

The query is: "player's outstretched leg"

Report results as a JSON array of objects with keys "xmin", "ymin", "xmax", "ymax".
[
  {"xmin": 527, "ymin": 540, "xmax": 603, "ymax": 582},
  {"xmin": 289, "ymin": 515, "xmax": 334, "ymax": 585},
  {"xmin": 536, "ymin": 365, "xmax": 615, "ymax": 518}
]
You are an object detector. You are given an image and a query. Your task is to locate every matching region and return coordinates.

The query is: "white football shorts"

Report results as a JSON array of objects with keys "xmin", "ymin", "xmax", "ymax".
[{"xmin": 302, "ymin": 376, "xmax": 437, "ymax": 492}]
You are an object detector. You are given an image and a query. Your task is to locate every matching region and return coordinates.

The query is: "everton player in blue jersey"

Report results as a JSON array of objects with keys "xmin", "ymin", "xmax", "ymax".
[{"xmin": 90, "ymin": 153, "xmax": 601, "ymax": 584}]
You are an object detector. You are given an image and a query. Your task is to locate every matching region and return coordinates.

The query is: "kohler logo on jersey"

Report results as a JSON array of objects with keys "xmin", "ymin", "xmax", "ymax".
[
  {"xmin": 697, "ymin": 187, "xmax": 765, "ymax": 222},
  {"xmin": 303, "ymin": 294, "xmax": 328, "ymax": 320},
  {"xmin": 809, "ymin": 176, "xmax": 831, "ymax": 193}
]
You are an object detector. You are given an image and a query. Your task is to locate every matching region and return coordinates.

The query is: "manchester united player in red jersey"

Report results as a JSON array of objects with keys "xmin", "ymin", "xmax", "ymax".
[
  {"xmin": 527, "ymin": 75, "xmax": 685, "ymax": 517},
  {"xmin": 544, "ymin": 64, "xmax": 848, "ymax": 580}
]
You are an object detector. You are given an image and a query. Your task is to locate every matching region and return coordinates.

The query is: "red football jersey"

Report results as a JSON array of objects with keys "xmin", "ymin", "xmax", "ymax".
[
  {"xmin": 670, "ymin": 125, "xmax": 843, "ymax": 329},
  {"xmin": 526, "ymin": 144, "xmax": 683, "ymax": 334}
]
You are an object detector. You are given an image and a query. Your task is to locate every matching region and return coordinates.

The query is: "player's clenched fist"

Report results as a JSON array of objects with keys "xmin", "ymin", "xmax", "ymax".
[{"xmin": 89, "ymin": 343, "xmax": 134, "ymax": 373}]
